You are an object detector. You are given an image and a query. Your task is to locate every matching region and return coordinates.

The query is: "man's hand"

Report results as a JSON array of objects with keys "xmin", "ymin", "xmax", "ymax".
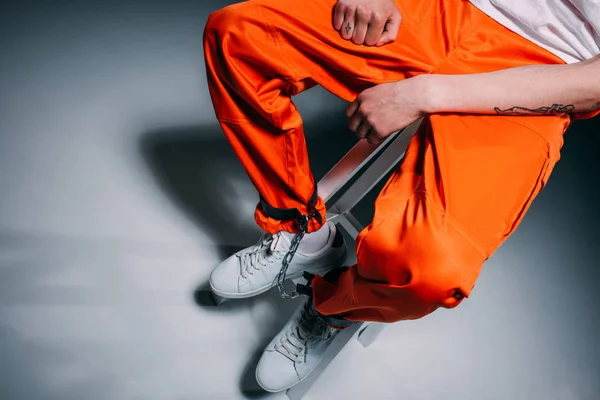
[
  {"xmin": 346, "ymin": 77, "xmax": 429, "ymax": 144},
  {"xmin": 347, "ymin": 53, "xmax": 600, "ymax": 145},
  {"xmin": 333, "ymin": 0, "xmax": 401, "ymax": 46}
]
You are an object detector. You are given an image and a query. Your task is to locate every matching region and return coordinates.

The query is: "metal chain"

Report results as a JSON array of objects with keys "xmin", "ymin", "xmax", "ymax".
[{"xmin": 276, "ymin": 212, "xmax": 319, "ymax": 298}]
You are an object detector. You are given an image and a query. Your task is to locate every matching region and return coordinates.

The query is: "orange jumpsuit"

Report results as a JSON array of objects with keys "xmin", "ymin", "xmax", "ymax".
[{"xmin": 203, "ymin": 0, "xmax": 596, "ymax": 323}]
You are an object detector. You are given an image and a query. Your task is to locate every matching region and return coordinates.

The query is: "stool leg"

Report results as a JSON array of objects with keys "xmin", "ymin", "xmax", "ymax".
[{"xmin": 335, "ymin": 213, "xmax": 362, "ymax": 239}]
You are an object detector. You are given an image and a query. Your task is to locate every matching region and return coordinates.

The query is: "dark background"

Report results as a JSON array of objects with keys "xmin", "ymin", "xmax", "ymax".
[{"xmin": 0, "ymin": 1, "xmax": 598, "ymax": 399}]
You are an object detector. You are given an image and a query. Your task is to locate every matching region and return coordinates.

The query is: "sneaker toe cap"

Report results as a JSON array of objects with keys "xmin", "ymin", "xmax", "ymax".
[
  {"xmin": 255, "ymin": 349, "xmax": 300, "ymax": 393},
  {"xmin": 209, "ymin": 255, "xmax": 241, "ymax": 296}
]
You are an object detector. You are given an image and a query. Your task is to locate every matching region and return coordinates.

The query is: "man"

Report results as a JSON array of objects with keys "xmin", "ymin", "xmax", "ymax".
[{"xmin": 203, "ymin": 0, "xmax": 600, "ymax": 392}]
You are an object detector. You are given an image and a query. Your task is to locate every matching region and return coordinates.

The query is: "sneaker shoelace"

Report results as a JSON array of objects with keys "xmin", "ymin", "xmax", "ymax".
[
  {"xmin": 274, "ymin": 300, "xmax": 337, "ymax": 363},
  {"xmin": 238, "ymin": 233, "xmax": 288, "ymax": 279}
]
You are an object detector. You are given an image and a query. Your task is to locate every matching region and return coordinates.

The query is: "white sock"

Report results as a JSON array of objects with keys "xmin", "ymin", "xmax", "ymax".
[
  {"xmin": 298, "ymin": 222, "xmax": 332, "ymax": 253},
  {"xmin": 283, "ymin": 223, "xmax": 332, "ymax": 253},
  {"xmin": 280, "ymin": 222, "xmax": 332, "ymax": 253}
]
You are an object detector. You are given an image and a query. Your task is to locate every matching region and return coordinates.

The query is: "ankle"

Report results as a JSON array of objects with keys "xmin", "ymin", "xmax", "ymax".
[
  {"xmin": 309, "ymin": 297, "xmax": 354, "ymax": 330},
  {"xmin": 297, "ymin": 222, "xmax": 331, "ymax": 252}
]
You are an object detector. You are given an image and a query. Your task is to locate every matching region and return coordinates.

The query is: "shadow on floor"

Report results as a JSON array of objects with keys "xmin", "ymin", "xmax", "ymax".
[{"xmin": 139, "ymin": 109, "xmax": 360, "ymax": 396}]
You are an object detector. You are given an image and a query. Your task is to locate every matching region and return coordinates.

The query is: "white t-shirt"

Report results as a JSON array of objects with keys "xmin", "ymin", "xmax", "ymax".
[{"xmin": 469, "ymin": 0, "xmax": 600, "ymax": 63}]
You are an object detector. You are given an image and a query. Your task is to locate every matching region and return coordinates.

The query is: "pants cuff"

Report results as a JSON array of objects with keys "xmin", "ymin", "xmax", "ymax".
[
  {"xmin": 253, "ymin": 197, "xmax": 327, "ymax": 234},
  {"xmin": 320, "ymin": 312, "xmax": 355, "ymax": 330}
]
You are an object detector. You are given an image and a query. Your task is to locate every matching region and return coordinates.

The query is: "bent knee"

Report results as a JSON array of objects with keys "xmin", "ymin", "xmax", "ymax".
[{"xmin": 204, "ymin": 2, "xmax": 258, "ymax": 44}]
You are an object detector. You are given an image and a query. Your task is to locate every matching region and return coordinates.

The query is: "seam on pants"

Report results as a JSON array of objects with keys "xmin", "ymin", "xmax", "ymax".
[
  {"xmin": 355, "ymin": 131, "xmax": 432, "ymax": 258},
  {"xmin": 506, "ymin": 42, "xmax": 536, "ymax": 63},
  {"xmin": 396, "ymin": 0, "xmax": 464, "ymax": 25},
  {"xmin": 257, "ymin": 3, "xmax": 303, "ymax": 80},
  {"xmin": 401, "ymin": 0, "xmax": 477, "ymax": 75},
  {"xmin": 355, "ymin": 186, "xmax": 487, "ymax": 273},
  {"xmin": 355, "ymin": 185, "xmax": 424, "ymax": 260},
  {"xmin": 418, "ymin": 190, "xmax": 487, "ymax": 259},
  {"xmin": 427, "ymin": 25, "xmax": 479, "ymax": 74},
  {"xmin": 415, "ymin": 190, "xmax": 485, "ymax": 294},
  {"xmin": 427, "ymin": 10, "xmax": 543, "ymax": 75},
  {"xmin": 217, "ymin": 117, "xmax": 257, "ymax": 125},
  {"xmin": 504, "ymin": 145, "xmax": 552, "ymax": 238},
  {"xmin": 493, "ymin": 115, "xmax": 557, "ymax": 147},
  {"xmin": 257, "ymin": 3, "xmax": 300, "ymax": 193},
  {"xmin": 375, "ymin": 308, "xmax": 388, "ymax": 323},
  {"xmin": 219, "ymin": 119, "xmax": 274, "ymax": 204},
  {"xmin": 417, "ymin": 117, "xmax": 559, "ymax": 259}
]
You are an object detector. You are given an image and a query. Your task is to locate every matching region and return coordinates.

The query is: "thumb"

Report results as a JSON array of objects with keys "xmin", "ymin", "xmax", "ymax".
[{"xmin": 376, "ymin": 11, "xmax": 401, "ymax": 46}]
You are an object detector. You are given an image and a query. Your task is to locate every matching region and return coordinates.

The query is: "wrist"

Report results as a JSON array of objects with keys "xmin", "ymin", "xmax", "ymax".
[{"xmin": 414, "ymin": 74, "xmax": 447, "ymax": 114}]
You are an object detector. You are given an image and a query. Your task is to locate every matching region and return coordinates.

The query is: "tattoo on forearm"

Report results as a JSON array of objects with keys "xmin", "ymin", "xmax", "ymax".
[{"xmin": 494, "ymin": 104, "xmax": 575, "ymax": 115}]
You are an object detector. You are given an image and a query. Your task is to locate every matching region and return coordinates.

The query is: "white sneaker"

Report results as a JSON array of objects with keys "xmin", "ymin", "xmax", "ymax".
[
  {"xmin": 255, "ymin": 297, "xmax": 346, "ymax": 392},
  {"xmin": 209, "ymin": 221, "xmax": 346, "ymax": 299}
]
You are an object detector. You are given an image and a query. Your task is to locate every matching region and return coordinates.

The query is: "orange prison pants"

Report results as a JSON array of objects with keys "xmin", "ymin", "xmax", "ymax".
[{"xmin": 204, "ymin": 0, "xmax": 592, "ymax": 323}]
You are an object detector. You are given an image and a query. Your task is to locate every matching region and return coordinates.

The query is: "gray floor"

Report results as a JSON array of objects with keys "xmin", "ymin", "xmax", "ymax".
[{"xmin": 1, "ymin": 1, "xmax": 599, "ymax": 399}]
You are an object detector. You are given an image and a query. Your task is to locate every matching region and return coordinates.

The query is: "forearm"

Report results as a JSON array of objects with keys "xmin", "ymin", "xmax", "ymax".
[{"xmin": 423, "ymin": 55, "xmax": 600, "ymax": 115}]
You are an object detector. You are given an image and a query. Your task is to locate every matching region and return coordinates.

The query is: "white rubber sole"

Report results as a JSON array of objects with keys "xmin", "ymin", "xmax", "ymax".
[
  {"xmin": 256, "ymin": 360, "xmax": 313, "ymax": 393},
  {"xmin": 210, "ymin": 249, "xmax": 347, "ymax": 299}
]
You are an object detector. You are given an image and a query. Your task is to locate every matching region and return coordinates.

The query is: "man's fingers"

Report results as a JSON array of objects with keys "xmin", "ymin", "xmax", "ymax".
[
  {"xmin": 352, "ymin": 22, "xmax": 369, "ymax": 45},
  {"xmin": 352, "ymin": 7, "xmax": 370, "ymax": 44},
  {"xmin": 341, "ymin": 8, "xmax": 355, "ymax": 40},
  {"xmin": 333, "ymin": 2, "xmax": 346, "ymax": 31},
  {"xmin": 347, "ymin": 97, "xmax": 367, "ymax": 135},
  {"xmin": 352, "ymin": 7, "xmax": 371, "ymax": 44},
  {"xmin": 366, "ymin": 132, "xmax": 383, "ymax": 145},
  {"xmin": 364, "ymin": 14, "xmax": 387, "ymax": 46},
  {"xmin": 335, "ymin": 2, "xmax": 402, "ymax": 46},
  {"xmin": 356, "ymin": 122, "xmax": 372, "ymax": 139},
  {"xmin": 376, "ymin": 11, "xmax": 401, "ymax": 46},
  {"xmin": 348, "ymin": 109, "xmax": 364, "ymax": 133}
]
